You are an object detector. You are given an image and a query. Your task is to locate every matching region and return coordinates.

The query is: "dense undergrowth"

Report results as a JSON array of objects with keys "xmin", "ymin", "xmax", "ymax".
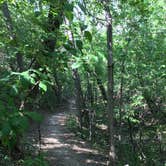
[
  {"xmin": 0, "ymin": 145, "xmax": 48, "ymax": 166},
  {"xmin": 66, "ymin": 102, "xmax": 166, "ymax": 166}
]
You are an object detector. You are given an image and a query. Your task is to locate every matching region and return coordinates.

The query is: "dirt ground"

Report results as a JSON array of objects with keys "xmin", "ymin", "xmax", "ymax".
[{"xmin": 28, "ymin": 101, "xmax": 107, "ymax": 166}]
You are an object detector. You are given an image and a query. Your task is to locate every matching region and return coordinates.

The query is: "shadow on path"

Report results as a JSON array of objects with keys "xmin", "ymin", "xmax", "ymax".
[{"xmin": 29, "ymin": 101, "xmax": 107, "ymax": 166}]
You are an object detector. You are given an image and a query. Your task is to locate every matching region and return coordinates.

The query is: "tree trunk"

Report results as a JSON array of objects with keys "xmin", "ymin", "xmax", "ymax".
[
  {"xmin": 73, "ymin": 69, "xmax": 85, "ymax": 129},
  {"xmin": 87, "ymin": 73, "xmax": 94, "ymax": 105},
  {"xmin": 54, "ymin": 72, "xmax": 62, "ymax": 104},
  {"xmin": 119, "ymin": 58, "xmax": 125, "ymax": 126},
  {"xmin": 94, "ymin": 72, "xmax": 107, "ymax": 102},
  {"xmin": 105, "ymin": 2, "xmax": 116, "ymax": 166},
  {"xmin": 128, "ymin": 118, "xmax": 136, "ymax": 153}
]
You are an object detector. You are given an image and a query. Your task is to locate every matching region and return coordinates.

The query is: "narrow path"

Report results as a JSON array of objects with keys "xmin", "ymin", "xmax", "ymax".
[{"xmin": 29, "ymin": 101, "xmax": 107, "ymax": 166}]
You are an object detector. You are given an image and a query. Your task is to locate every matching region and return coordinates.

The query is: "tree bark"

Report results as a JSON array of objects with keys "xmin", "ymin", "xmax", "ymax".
[
  {"xmin": 87, "ymin": 72, "xmax": 94, "ymax": 105},
  {"xmin": 105, "ymin": 2, "xmax": 116, "ymax": 165},
  {"xmin": 54, "ymin": 72, "xmax": 62, "ymax": 104},
  {"xmin": 119, "ymin": 57, "xmax": 125, "ymax": 125},
  {"xmin": 94, "ymin": 72, "xmax": 107, "ymax": 102},
  {"xmin": 73, "ymin": 69, "xmax": 85, "ymax": 129}
]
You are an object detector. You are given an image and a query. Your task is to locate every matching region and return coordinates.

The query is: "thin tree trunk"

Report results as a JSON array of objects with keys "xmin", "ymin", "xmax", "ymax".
[
  {"xmin": 86, "ymin": 73, "xmax": 95, "ymax": 140},
  {"xmin": 105, "ymin": 2, "xmax": 116, "ymax": 165},
  {"xmin": 93, "ymin": 82, "xmax": 98, "ymax": 103},
  {"xmin": 128, "ymin": 118, "xmax": 136, "ymax": 153},
  {"xmin": 1, "ymin": 2, "xmax": 24, "ymax": 72},
  {"xmin": 119, "ymin": 58, "xmax": 125, "ymax": 126},
  {"xmin": 87, "ymin": 73, "xmax": 94, "ymax": 105},
  {"xmin": 94, "ymin": 72, "xmax": 107, "ymax": 102},
  {"xmin": 54, "ymin": 72, "xmax": 62, "ymax": 104},
  {"xmin": 73, "ymin": 69, "xmax": 85, "ymax": 129}
]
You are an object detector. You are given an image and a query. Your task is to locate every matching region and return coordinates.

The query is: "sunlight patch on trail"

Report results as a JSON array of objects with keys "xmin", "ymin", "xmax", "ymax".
[
  {"xmin": 41, "ymin": 137, "xmax": 70, "ymax": 149},
  {"xmin": 72, "ymin": 144, "xmax": 99, "ymax": 154}
]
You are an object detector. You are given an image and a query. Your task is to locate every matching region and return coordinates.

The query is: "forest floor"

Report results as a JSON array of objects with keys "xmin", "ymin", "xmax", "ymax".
[{"xmin": 27, "ymin": 100, "xmax": 107, "ymax": 166}]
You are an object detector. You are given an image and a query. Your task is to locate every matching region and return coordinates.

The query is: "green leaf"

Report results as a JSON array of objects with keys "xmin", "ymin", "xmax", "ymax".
[
  {"xmin": 80, "ymin": 24, "xmax": 88, "ymax": 31},
  {"xmin": 71, "ymin": 62, "xmax": 81, "ymax": 69},
  {"xmin": 84, "ymin": 31, "xmax": 92, "ymax": 42},
  {"xmin": 65, "ymin": 11, "xmax": 73, "ymax": 21},
  {"xmin": 76, "ymin": 40, "xmax": 83, "ymax": 50},
  {"xmin": 1, "ymin": 122, "xmax": 11, "ymax": 137},
  {"xmin": 39, "ymin": 81, "xmax": 47, "ymax": 92},
  {"xmin": 64, "ymin": 43, "xmax": 73, "ymax": 51}
]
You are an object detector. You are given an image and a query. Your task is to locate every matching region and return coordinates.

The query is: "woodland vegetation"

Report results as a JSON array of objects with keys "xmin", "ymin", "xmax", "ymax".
[{"xmin": 0, "ymin": 0, "xmax": 165, "ymax": 165}]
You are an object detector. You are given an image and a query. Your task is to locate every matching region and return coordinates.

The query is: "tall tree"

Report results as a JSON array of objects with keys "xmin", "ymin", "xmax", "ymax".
[{"xmin": 104, "ymin": 0, "xmax": 116, "ymax": 165}]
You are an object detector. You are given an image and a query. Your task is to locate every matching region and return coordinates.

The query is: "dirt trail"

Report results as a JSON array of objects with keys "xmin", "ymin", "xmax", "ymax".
[{"xmin": 29, "ymin": 100, "xmax": 107, "ymax": 166}]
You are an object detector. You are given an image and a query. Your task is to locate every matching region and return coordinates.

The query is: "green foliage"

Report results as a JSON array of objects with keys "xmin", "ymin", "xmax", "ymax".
[
  {"xmin": 22, "ymin": 154, "xmax": 48, "ymax": 166},
  {"xmin": 84, "ymin": 31, "xmax": 92, "ymax": 42},
  {"xmin": 0, "ymin": 68, "xmax": 47, "ymax": 150},
  {"xmin": 39, "ymin": 81, "xmax": 47, "ymax": 92},
  {"xmin": 76, "ymin": 40, "xmax": 83, "ymax": 50},
  {"xmin": 0, "ymin": 111, "xmax": 28, "ymax": 149},
  {"xmin": 0, "ymin": 146, "xmax": 48, "ymax": 166},
  {"xmin": 0, "ymin": 0, "xmax": 165, "ymax": 165}
]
